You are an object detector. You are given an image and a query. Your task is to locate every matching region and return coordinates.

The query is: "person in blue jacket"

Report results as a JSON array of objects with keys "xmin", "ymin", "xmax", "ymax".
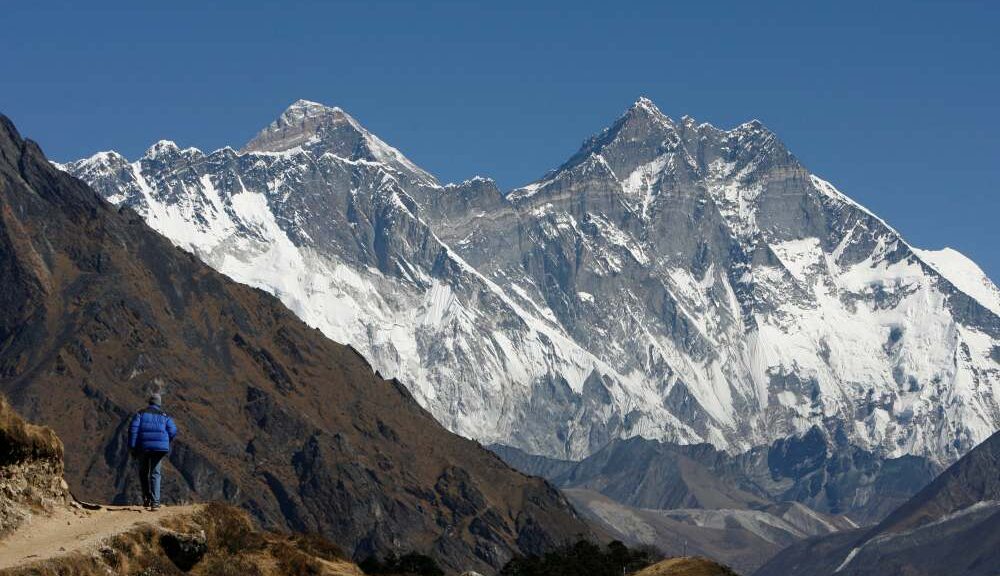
[{"xmin": 128, "ymin": 392, "xmax": 178, "ymax": 510}]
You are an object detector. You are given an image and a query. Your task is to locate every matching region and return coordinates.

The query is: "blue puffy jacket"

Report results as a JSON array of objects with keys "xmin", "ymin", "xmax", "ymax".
[{"xmin": 128, "ymin": 404, "xmax": 178, "ymax": 453}]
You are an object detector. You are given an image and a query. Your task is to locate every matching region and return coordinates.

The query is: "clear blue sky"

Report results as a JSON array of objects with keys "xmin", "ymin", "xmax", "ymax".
[{"xmin": 3, "ymin": 1, "xmax": 997, "ymax": 281}]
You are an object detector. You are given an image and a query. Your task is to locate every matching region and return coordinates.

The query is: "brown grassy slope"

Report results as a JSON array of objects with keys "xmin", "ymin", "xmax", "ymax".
[
  {"xmin": 0, "ymin": 113, "xmax": 590, "ymax": 573},
  {"xmin": 633, "ymin": 556, "xmax": 740, "ymax": 576}
]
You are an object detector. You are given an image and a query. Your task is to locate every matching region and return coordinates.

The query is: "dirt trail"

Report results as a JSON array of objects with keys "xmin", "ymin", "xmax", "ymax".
[{"xmin": 0, "ymin": 504, "xmax": 201, "ymax": 570}]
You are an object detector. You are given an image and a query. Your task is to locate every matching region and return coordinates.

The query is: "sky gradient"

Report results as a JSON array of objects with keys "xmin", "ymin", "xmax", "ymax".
[{"xmin": 2, "ymin": 0, "xmax": 997, "ymax": 280}]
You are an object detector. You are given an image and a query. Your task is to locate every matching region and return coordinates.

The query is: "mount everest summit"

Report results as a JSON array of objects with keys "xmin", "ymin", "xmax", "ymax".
[{"xmin": 62, "ymin": 97, "xmax": 1000, "ymax": 464}]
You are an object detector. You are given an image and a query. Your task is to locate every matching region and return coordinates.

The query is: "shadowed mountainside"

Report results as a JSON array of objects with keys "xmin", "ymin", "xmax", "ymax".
[{"xmin": 754, "ymin": 430, "xmax": 1000, "ymax": 576}]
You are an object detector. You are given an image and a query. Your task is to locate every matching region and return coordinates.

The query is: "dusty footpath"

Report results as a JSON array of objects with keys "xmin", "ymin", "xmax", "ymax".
[{"xmin": 0, "ymin": 504, "xmax": 200, "ymax": 570}]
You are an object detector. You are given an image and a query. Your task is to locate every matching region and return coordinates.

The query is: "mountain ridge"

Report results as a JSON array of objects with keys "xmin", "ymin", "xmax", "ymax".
[{"xmin": 64, "ymin": 98, "xmax": 1000, "ymax": 465}]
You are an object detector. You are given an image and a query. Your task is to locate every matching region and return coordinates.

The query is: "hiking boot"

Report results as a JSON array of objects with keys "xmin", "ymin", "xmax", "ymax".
[{"xmin": 150, "ymin": 502, "xmax": 161, "ymax": 511}]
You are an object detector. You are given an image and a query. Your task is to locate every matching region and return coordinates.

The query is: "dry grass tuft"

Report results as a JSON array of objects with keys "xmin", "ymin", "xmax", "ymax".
[
  {"xmin": 290, "ymin": 532, "xmax": 348, "ymax": 562},
  {"xmin": 0, "ymin": 396, "xmax": 62, "ymax": 467}
]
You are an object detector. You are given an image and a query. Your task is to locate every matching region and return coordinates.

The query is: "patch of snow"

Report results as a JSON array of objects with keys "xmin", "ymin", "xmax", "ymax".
[{"xmin": 914, "ymin": 247, "xmax": 1000, "ymax": 316}]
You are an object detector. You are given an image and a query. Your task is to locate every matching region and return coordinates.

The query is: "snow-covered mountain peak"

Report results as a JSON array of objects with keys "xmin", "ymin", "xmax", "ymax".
[
  {"xmin": 446, "ymin": 175, "xmax": 497, "ymax": 188},
  {"xmin": 507, "ymin": 97, "xmax": 682, "ymax": 202},
  {"xmin": 144, "ymin": 139, "xmax": 181, "ymax": 158},
  {"xmin": 69, "ymin": 149, "xmax": 127, "ymax": 170},
  {"xmin": 286, "ymin": 98, "xmax": 342, "ymax": 116},
  {"xmin": 508, "ymin": 98, "xmax": 790, "ymax": 212},
  {"xmin": 242, "ymin": 99, "xmax": 437, "ymax": 186},
  {"xmin": 736, "ymin": 118, "xmax": 768, "ymax": 132},
  {"xmin": 242, "ymin": 99, "xmax": 355, "ymax": 153},
  {"xmin": 65, "ymin": 99, "xmax": 1000, "ymax": 467},
  {"xmin": 630, "ymin": 95, "xmax": 668, "ymax": 119}
]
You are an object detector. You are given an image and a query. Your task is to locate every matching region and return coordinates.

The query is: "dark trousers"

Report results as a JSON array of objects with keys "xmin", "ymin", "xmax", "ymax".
[{"xmin": 137, "ymin": 451, "xmax": 167, "ymax": 505}]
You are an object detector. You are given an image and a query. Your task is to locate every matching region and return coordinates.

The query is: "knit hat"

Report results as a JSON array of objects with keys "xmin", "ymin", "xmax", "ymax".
[{"xmin": 149, "ymin": 392, "xmax": 162, "ymax": 405}]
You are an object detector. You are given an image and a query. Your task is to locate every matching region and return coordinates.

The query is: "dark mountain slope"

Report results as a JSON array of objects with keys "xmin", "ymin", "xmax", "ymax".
[
  {"xmin": 0, "ymin": 114, "xmax": 591, "ymax": 573},
  {"xmin": 755, "ymin": 430, "xmax": 1000, "ymax": 576},
  {"xmin": 870, "ymin": 429, "xmax": 1000, "ymax": 535}
]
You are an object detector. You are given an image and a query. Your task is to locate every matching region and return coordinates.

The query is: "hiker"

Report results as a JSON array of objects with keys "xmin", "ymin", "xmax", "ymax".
[{"xmin": 128, "ymin": 393, "xmax": 178, "ymax": 510}]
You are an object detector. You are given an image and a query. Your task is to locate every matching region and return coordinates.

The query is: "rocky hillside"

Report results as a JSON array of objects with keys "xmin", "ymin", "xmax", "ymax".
[
  {"xmin": 559, "ymin": 489, "xmax": 844, "ymax": 575},
  {"xmin": 0, "ymin": 113, "xmax": 591, "ymax": 573},
  {"xmin": 64, "ymin": 98, "xmax": 1000, "ymax": 465},
  {"xmin": 755, "ymin": 430, "xmax": 1000, "ymax": 576}
]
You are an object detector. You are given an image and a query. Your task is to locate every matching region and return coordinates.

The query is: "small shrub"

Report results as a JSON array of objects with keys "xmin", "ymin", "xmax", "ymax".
[
  {"xmin": 360, "ymin": 551, "xmax": 445, "ymax": 576},
  {"xmin": 271, "ymin": 540, "xmax": 325, "ymax": 575},
  {"xmin": 292, "ymin": 531, "xmax": 347, "ymax": 561},
  {"xmin": 500, "ymin": 539, "xmax": 659, "ymax": 576},
  {"xmin": 196, "ymin": 502, "xmax": 267, "ymax": 554},
  {"xmin": 199, "ymin": 555, "xmax": 265, "ymax": 576}
]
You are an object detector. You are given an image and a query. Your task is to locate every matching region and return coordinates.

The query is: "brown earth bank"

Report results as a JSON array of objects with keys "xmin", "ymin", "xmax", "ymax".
[
  {"xmin": 0, "ymin": 395, "xmax": 70, "ymax": 538},
  {"xmin": 0, "ymin": 112, "xmax": 591, "ymax": 574}
]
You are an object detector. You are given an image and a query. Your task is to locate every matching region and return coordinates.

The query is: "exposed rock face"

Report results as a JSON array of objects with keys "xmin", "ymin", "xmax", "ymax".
[
  {"xmin": 63, "ymin": 98, "xmax": 1000, "ymax": 465},
  {"xmin": 755, "ymin": 430, "xmax": 1000, "ymax": 576},
  {"xmin": 0, "ymin": 114, "xmax": 591, "ymax": 572}
]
